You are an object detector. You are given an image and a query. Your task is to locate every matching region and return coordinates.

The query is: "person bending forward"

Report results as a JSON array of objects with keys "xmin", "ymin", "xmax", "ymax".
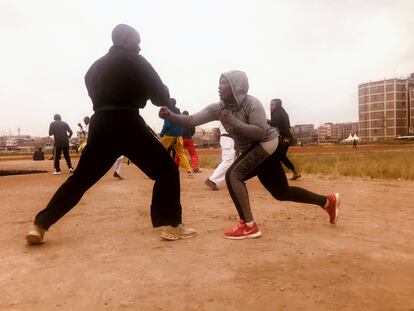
[{"xmin": 159, "ymin": 70, "xmax": 340, "ymax": 240}]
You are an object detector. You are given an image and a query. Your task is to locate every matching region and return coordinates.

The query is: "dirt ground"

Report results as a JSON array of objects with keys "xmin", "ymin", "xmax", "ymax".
[{"xmin": 0, "ymin": 156, "xmax": 413, "ymax": 311}]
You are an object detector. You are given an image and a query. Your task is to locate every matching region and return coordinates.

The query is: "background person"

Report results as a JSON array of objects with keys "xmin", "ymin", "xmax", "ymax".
[
  {"xmin": 205, "ymin": 123, "xmax": 235, "ymax": 190},
  {"xmin": 33, "ymin": 148, "xmax": 45, "ymax": 161},
  {"xmin": 159, "ymin": 98, "xmax": 193, "ymax": 177},
  {"xmin": 175, "ymin": 110, "xmax": 201, "ymax": 173},
  {"xmin": 270, "ymin": 98, "xmax": 301, "ymax": 180},
  {"xmin": 77, "ymin": 116, "xmax": 90, "ymax": 153},
  {"xmin": 49, "ymin": 114, "xmax": 74, "ymax": 175},
  {"xmin": 113, "ymin": 155, "xmax": 124, "ymax": 179}
]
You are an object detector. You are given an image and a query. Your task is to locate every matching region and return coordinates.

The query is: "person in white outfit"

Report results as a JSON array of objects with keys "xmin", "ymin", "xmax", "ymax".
[
  {"xmin": 205, "ymin": 123, "xmax": 235, "ymax": 190},
  {"xmin": 113, "ymin": 155, "xmax": 124, "ymax": 179}
]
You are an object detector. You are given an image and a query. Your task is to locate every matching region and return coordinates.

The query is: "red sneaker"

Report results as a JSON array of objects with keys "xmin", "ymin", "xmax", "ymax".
[
  {"xmin": 223, "ymin": 220, "xmax": 262, "ymax": 240},
  {"xmin": 326, "ymin": 193, "xmax": 340, "ymax": 224}
]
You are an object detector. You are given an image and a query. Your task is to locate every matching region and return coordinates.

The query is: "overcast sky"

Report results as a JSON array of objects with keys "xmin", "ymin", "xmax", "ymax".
[{"xmin": 1, "ymin": 0, "xmax": 413, "ymax": 137}]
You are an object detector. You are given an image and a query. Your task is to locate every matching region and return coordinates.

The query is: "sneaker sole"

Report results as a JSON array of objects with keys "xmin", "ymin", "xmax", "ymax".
[
  {"xmin": 331, "ymin": 193, "xmax": 340, "ymax": 224},
  {"xmin": 223, "ymin": 231, "xmax": 262, "ymax": 240},
  {"xmin": 161, "ymin": 232, "xmax": 197, "ymax": 241},
  {"xmin": 26, "ymin": 233, "xmax": 45, "ymax": 244}
]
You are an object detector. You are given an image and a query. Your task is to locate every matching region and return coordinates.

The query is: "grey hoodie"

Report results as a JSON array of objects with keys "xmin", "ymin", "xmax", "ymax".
[{"xmin": 168, "ymin": 70, "xmax": 278, "ymax": 153}]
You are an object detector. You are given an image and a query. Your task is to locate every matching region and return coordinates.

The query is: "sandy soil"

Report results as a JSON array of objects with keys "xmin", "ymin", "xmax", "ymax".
[{"xmin": 0, "ymin": 157, "xmax": 413, "ymax": 311}]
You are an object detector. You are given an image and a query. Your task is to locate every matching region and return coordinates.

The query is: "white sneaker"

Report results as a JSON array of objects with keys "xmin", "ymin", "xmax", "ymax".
[
  {"xmin": 161, "ymin": 224, "xmax": 197, "ymax": 241},
  {"xmin": 69, "ymin": 168, "xmax": 74, "ymax": 173},
  {"xmin": 26, "ymin": 225, "xmax": 46, "ymax": 244},
  {"xmin": 53, "ymin": 171, "xmax": 61, "ymax": 175}
]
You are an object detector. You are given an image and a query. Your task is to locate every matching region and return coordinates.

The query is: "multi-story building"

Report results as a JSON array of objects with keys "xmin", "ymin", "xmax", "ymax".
[
  {"xmin": 291, "ymin": 124, "xmax": 318, "ymax": 144},
  {"xmin": 317, "ymin": 122, "xmax": 358, "ymax": 142},
  {"xmin": 317, "ymin": 123, "xmax": 333, "ymax": 139},
  {"xmin": 358, "ymin": 73, "xmax": 414, "ymax": 141}
]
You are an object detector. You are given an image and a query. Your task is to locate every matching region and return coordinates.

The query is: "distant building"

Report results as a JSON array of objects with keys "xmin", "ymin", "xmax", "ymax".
[
  {"xmin": 291, "ymin": 124, "xmax": 318, "ymax": 144},
  {"xmin": 317, "ymin": 122, "xmax": 358, "ymax": 142},
  {"xmin": 358, "ymin": 73, "xmax": 414, "ymax": 141},
  {"xmin": 0, "ymin": 135, "xmax": 54, "ymax": 153}
]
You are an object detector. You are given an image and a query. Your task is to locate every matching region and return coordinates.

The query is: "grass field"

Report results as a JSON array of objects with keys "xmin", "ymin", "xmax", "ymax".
[
  {"xmin": 2, "ymin": 144, "xmax": 413, "ymax": 180},
  {"xmin": 198, "ymin": 146, "xmax": 414, "ymax": 181},
  {"xmin": 288, "ymin": 151, "xmax": 414, "ymax": 180}
]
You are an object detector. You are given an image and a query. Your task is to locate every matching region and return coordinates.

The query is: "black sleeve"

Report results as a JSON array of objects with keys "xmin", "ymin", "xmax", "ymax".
[
  {"xmin": 278, "ymin": 110, "xmax": 292, "ymax": 139},
  {"xmin": 137, "ymin": 56, "xmax": 170, "ymax": 107},
  {"xmin": 49, "ymin": 123, "xmax": 54, "ymax": 136}
]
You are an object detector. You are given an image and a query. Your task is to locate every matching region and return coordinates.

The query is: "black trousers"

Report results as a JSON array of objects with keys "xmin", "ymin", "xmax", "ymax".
[
  {"xmin": 225, "ymin": 142, "xmax": 326, "ymax": 222},
  {"xmin": 279, "ymin": 140, "xmax": 295, "ymax": 172},
  {"xmin": 35, "ymin": 111, "xmax": 182, "ymax": 230},
  {"xmin": 54, "ymin": 146, "xmax": 72, "ymax": 172}
]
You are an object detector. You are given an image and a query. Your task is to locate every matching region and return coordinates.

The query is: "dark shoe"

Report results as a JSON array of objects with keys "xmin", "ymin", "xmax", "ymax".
[
  {"xmin": 290, "ymin": 173, "xmax": 302, "ymax": 180},
  {"xmin": 192, "ymin": 168, "xmax": 202, "ymax": 173},
  {"xmin": 113, "ymin": 172, "xmax": 124, "ymax": 179},
  {"xmin": 205, "ymin": 179, "xmax": 219, "ymax": 190}
]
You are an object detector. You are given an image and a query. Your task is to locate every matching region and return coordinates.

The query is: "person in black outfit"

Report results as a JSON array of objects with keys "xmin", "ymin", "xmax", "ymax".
[
  {"xmin": 26, "ymin": 24, "xmax": 196, "ymax": 244},
  {"xmin": 49, "ymin": 114, "xmax": 74, "ymax": 175},
  {"xmin": 270, "ymin": 99, "xmax": 301, "ymax": 180},
  {"xmin": 33, "ymin": 148, "xmax": 45, "ymax": 161}
]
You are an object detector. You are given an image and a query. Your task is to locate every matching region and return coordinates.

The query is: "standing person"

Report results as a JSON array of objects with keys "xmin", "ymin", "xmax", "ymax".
[
  {"xmin": 49, "ymin": 114, "xmax": 74, "ymax": 175},
  {"xmin": 175, "ymin": 110, "xmax": 202, "ymax": 173},
  {"xmin": 205, "ymin": 123, "xmax": 235, "ymax": 190},
  {"xmin": 77, "ymin": 116, "xmax": 90, "ymax": 152},
  {"xmin": 352, "ymin": 137, "xmax": 358, "ymax": 149},
  {"xmin": 113, "ymin": 155, "xmax": 124, "ymax": 179},
  {"xmin": 159, "ymin": 70, "xmax": 340, "ymax": 240},
  {"xmin": 270, "ymin": 99, "xmax": 301, "ymax": 180},
  {"xmin": 159, "ymin": 98, "xmax": 194, "ymax": 177},
  {"xmin": 26, "ymin": 24, "xmax": 196, "ymax": 244}
]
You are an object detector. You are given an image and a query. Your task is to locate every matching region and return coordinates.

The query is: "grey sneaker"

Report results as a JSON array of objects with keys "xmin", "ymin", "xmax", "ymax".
[
  {"xmin": 290, "ymin": 173, "xmax": 302, "ymax": 180},
  {"xmin": 161, "ymin": 224, "xmax": 197, "ymax": 241},
  {"xmin": 26, "ymin": 225, "xmax": 46, "ymax": 244},
  {"xmin": 205, "ymin": 179, "xmax": 218, "ymax": 190}
]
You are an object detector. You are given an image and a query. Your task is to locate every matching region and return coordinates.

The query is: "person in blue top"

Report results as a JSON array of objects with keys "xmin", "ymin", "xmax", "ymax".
[{"xmin": 159, "ymin": 98, "xmax": 193, "ymax": 177}]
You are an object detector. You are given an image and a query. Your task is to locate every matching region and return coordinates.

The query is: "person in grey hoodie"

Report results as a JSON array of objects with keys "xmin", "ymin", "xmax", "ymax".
[{"xmin": 159, "ymin": 70, "xmax": 340, "ymax": 240}]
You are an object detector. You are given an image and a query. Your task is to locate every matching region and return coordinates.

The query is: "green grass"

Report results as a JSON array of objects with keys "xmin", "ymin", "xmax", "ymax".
[
  {"xmin": 199, "ymin": 156, "xmax": 221, "ymax": 169},
  {"xmin": 289, "ymin": 151, "xmax": 414, "ymax": 180},
  {"xmin": 198, "ymin": 151, "xmax": 414, "ymax": 181}
]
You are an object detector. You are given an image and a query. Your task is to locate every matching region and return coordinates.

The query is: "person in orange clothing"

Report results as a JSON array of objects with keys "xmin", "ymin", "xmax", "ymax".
[
  {"xmin": 160, "ymin": 99, "xmax": 193, "ymax": 177},
  {"xmin": 174, "ymin": 111, "xmax": 201, "ymax": 173}
]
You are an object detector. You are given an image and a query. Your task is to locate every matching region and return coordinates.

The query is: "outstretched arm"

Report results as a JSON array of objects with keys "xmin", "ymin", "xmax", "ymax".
[{"xmin": 159, "ymin": 104, "xmax": 217, "ymax": 127}]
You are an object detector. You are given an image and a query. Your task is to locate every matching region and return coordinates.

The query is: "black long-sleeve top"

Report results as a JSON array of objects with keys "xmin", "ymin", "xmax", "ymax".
[
  {"xmin": 84, "ymin": 45, "xmax": 170, "ymax": 111},
  {"xmin": 49, "ymin": 120, "xmax": 73, "ymax": 147},
  {"xmin": 270, "ymin": 106, "xmax": 293, "ymax": 141}
]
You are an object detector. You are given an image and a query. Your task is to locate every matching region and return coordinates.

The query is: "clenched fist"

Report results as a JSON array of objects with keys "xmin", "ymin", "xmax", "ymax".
[{"xmin": 159, "ymin": 106, "xmax": 172, "ymax": 120}]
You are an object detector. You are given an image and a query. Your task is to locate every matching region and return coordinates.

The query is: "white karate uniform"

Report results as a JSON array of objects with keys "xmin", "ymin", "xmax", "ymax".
[
  {"xmin": 209, "ymin": 123, "xmax": 235, "ymax": 187},
  {"xmin": 114, "ymin": 155, "xmax": 124, "ymax": 175}
]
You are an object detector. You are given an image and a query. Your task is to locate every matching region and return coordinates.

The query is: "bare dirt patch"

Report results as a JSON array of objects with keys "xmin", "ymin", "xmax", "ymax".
[{"xmin": 0, "ymin": 158, "xmax": 413, "ymax": 311}]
